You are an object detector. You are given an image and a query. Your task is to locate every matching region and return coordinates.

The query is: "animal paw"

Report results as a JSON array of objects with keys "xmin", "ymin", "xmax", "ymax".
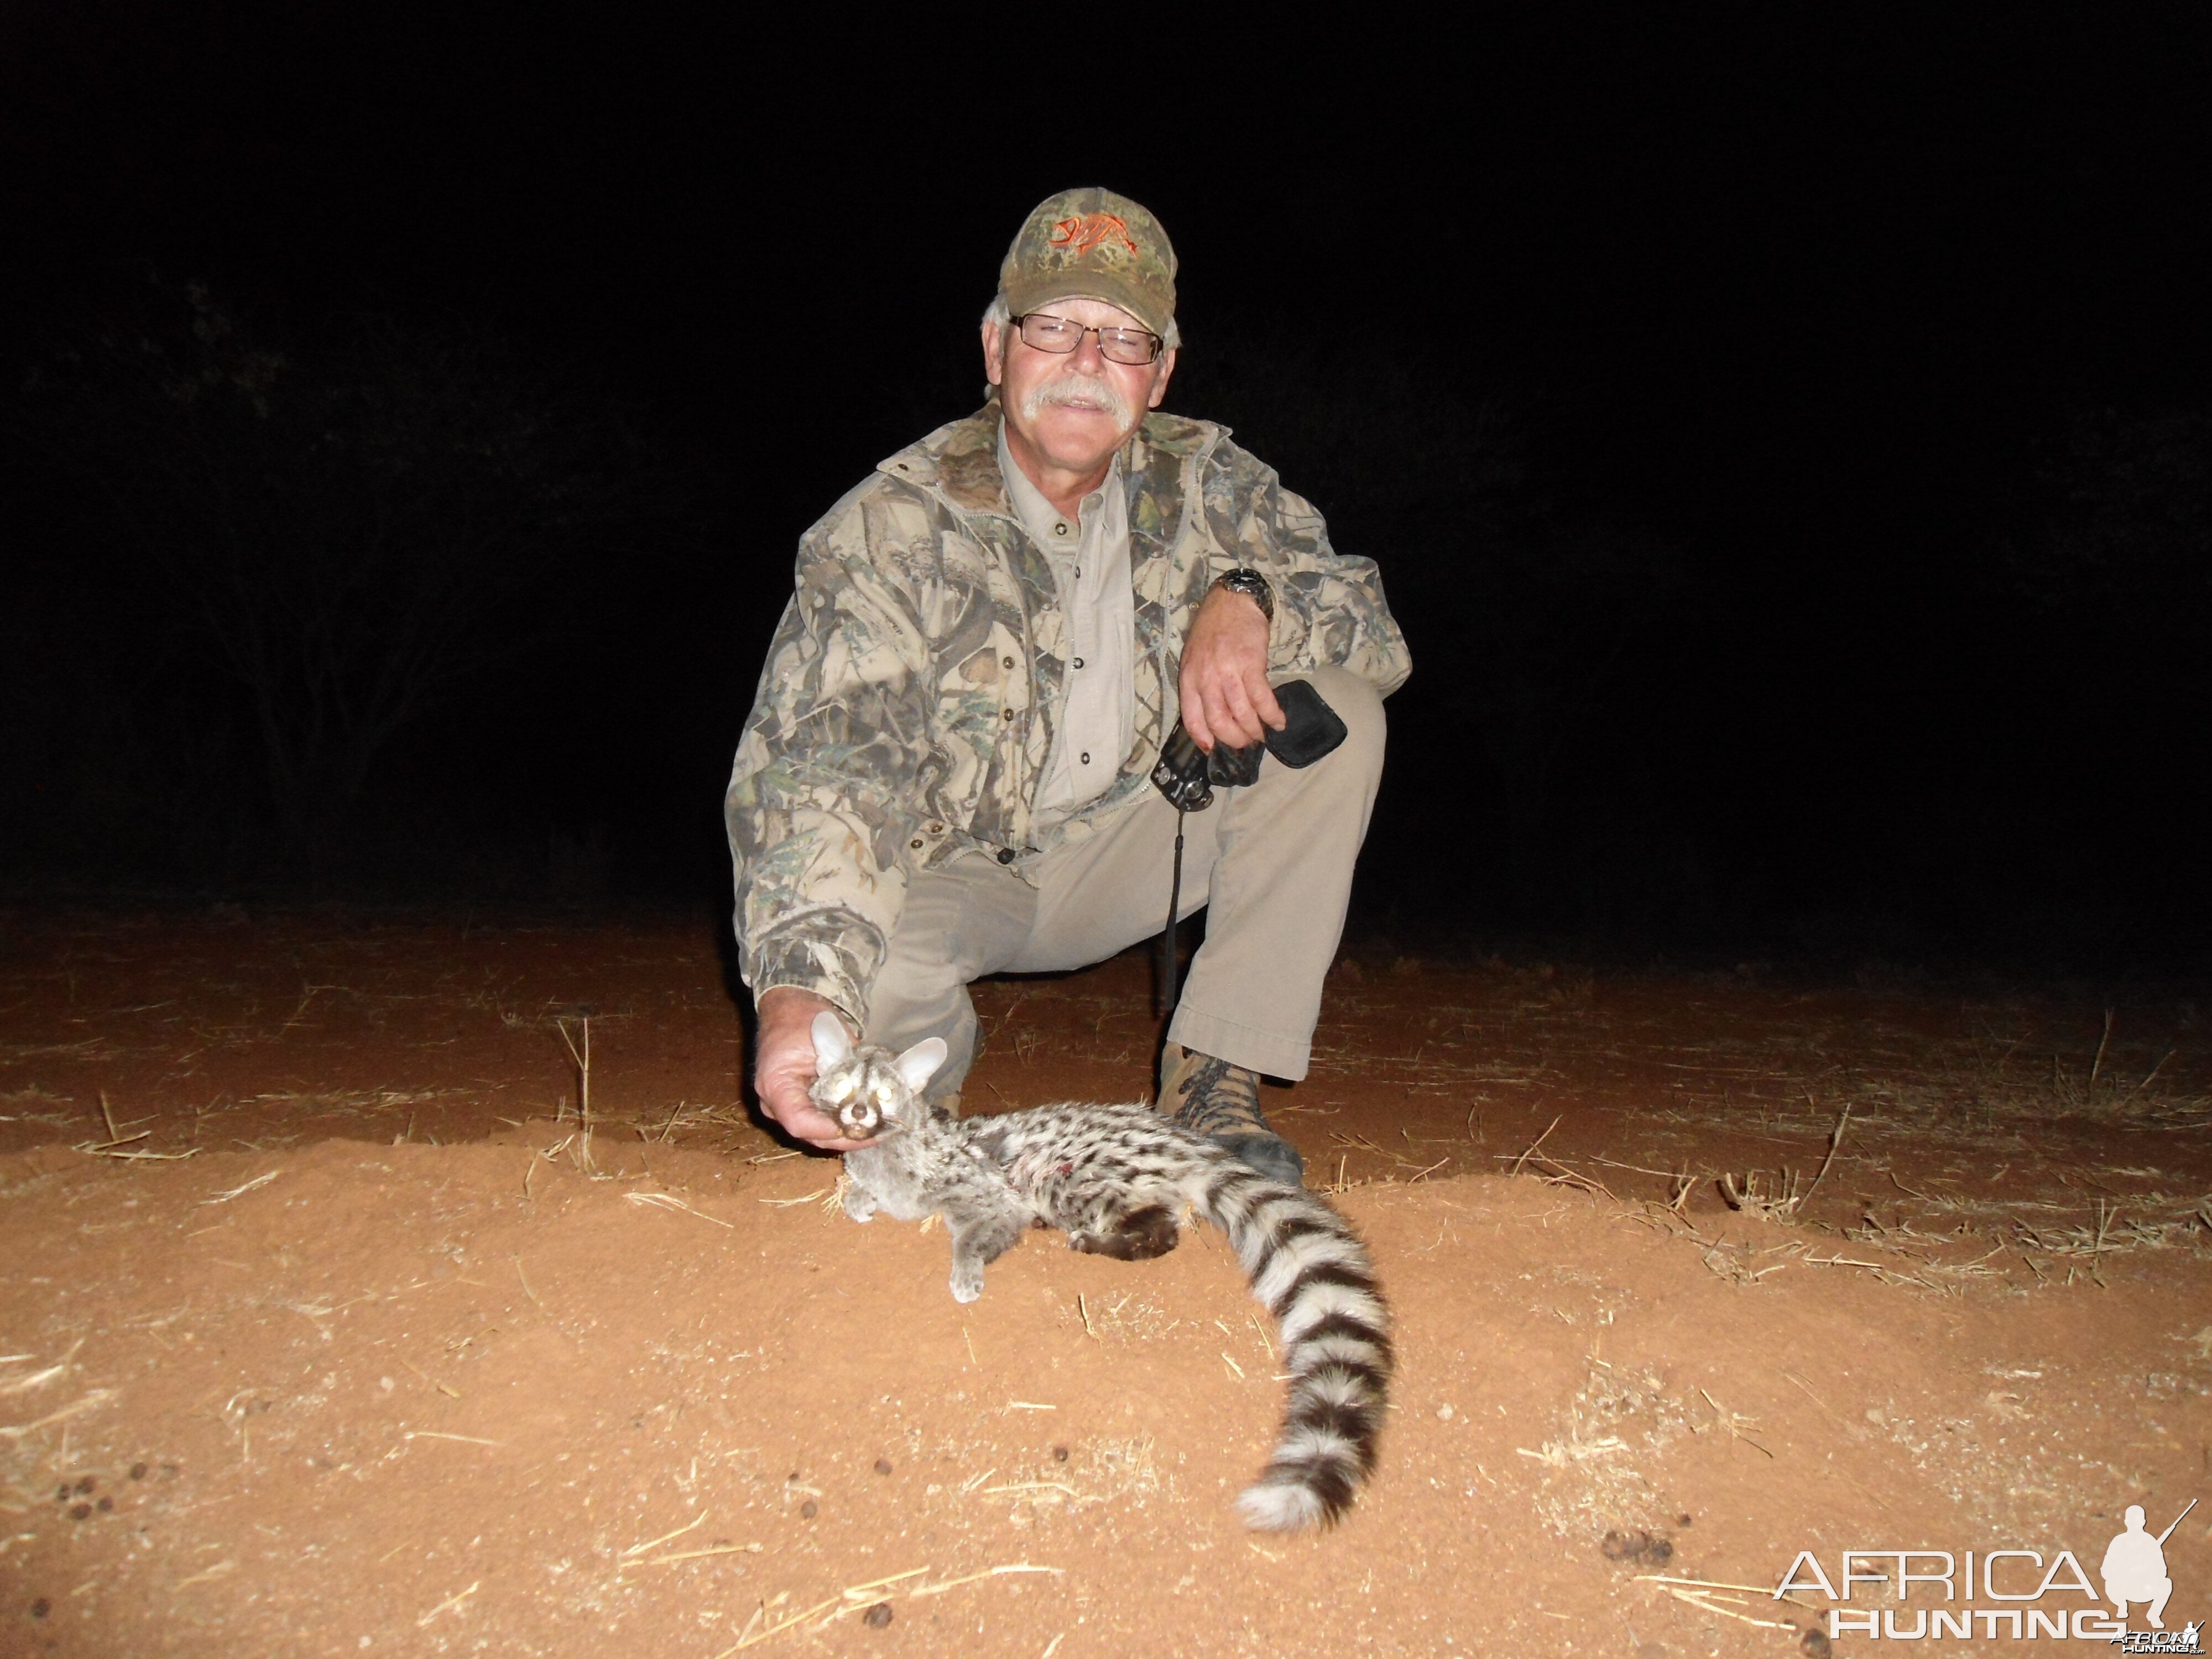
[
  {"xmin": 842, "ymin": 1191, "xmax": 878, "ymax": 1223},
  {"xmin": 949, "ymin": 1265, "xmax": 984, "ymax": 1303}
]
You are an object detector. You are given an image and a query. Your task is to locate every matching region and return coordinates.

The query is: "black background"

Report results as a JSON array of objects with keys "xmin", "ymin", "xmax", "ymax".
[{"xmin": 4, "ymin": 4, "xmax": 2207, "ymax": 966}]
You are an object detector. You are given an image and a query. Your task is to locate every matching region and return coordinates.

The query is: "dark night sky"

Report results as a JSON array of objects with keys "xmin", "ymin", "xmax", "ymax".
[{"xmin": 4, "ymin": 5, "xmax": 2208, "ymax": 958}]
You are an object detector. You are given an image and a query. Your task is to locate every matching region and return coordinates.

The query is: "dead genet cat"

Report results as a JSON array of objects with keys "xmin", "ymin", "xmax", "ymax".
[{"xmin": 808, "ymin": 1013, "xmax": 1392, "ymax": 1531}]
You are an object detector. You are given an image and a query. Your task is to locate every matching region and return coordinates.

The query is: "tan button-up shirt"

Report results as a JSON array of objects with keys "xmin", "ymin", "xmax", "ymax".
[{"xmin": 997, "ymin": 423, "xmax": 1137, "ymax": 831}]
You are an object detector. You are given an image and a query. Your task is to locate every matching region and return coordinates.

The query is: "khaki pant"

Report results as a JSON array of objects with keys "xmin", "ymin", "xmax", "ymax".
[{"xmin": 864, "ymin": 665, "xmax": 1386, "ymax": 1097}]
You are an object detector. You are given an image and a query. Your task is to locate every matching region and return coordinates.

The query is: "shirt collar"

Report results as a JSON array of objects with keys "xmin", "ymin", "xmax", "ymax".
[{"xmin": 996, "ymin": 421, "xmax": 1119, "ymax": 554}]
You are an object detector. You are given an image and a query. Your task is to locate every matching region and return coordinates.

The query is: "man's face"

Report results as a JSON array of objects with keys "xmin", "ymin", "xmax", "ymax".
[{"xmin": 983, "ymin": 296, "xmax": 1177, "ymax": 481}]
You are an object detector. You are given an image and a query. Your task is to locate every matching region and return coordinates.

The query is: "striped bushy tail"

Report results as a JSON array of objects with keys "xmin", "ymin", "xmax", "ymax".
[{"xmin": 1200, "ymin": 1163, "xmax": 1394, "ymax": 1530}]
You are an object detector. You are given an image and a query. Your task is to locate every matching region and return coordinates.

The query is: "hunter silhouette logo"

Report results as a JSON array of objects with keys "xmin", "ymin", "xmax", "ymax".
[
  {"xmin": 1050, "ymin": 212, "xmax": 1139, "ymax": 259},
  {"xmin": 2105, "ymin": 1500, "xmax": 2194, "ymax": 1631}
]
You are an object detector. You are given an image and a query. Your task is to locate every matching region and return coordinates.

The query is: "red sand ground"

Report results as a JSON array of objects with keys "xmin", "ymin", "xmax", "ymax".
[{"xmin": 1, "ymin": 907, "xmax": 2208, "ymax": 1657}]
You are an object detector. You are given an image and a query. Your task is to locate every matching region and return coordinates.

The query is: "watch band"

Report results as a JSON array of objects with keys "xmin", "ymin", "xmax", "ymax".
[{"xmin": 1212, "ymin": 567, "xmax": 1275, "ymax": 620}]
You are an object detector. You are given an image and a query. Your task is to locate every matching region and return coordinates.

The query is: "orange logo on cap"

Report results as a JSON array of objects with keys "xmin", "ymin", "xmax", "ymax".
[{"xmin": 1050, "ymin": 213, "xmax": 1139, "ymax": 258}]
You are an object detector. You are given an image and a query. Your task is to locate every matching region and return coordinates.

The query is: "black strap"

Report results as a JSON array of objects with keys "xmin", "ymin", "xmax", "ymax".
[{"xmin": 1157, "ymin": 806, "xmax": 1186, "ymax": 1016}]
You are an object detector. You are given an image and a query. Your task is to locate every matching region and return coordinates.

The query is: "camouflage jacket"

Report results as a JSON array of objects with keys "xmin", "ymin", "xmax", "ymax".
[{"xmin": 725, "ymin": 401, "xmax": 1411, "ymax": 1022}]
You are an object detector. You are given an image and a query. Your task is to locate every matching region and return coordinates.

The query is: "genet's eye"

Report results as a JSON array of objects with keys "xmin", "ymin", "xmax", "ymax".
[{"xmin": 820, "ymin": 1075, "xmax": 854, "ymax": 1103}]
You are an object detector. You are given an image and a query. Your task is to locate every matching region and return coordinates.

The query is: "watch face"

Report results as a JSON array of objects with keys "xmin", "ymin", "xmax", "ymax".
[{"xmin": 1218, "ymin": 570, "xmax": 1272, "ymax": 617}]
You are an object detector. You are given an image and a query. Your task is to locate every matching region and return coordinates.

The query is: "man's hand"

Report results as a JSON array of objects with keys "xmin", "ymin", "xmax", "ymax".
[
  {"xmin": 754, "ymin": 985, "xmax": 877, "ymax": 1151},
  {"xmin": 1177, "ymin": 584, "xmax": 1285, "ymax": 752}
]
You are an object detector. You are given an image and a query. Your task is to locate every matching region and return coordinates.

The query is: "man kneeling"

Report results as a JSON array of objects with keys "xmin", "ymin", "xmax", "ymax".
[{"xmin": 726, "ymin": 188, "xmax": 1410, "ymax": 1185}]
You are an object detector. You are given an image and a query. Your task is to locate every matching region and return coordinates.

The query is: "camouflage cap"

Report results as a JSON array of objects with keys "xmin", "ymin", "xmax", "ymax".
[{"xmin": 999, "ymin": 187, "xmax": 1177, "ymax": 339}]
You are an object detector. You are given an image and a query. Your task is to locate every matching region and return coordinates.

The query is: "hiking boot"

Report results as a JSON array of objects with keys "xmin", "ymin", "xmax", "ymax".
[{"xmin": 1159, "ymin": 1044, "xmax": 1305, "ymax": 1187}]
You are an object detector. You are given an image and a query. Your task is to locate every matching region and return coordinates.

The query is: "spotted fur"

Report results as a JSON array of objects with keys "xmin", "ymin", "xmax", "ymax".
[{"xmin": 808, "ymin": 1015, "xmax": 1392, "ymax": 1531}]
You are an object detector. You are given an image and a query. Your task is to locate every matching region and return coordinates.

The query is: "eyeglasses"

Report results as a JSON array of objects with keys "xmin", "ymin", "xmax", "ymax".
[{"xmin": 1012, "ymin": 312, "xmax": 1165, "ymax": 366}]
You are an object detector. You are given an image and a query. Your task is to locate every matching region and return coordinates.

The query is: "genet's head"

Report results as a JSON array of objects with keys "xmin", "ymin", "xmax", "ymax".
[
  {"xmin": 806, "ymin": 1012, "xmax": 946, "ymax": 1139},
  {"xmin": 983, "ymin": 187, "xmax": 1180, "ymax": 481}
]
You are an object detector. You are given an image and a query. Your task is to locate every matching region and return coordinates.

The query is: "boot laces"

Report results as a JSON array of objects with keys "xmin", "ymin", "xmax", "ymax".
[{"xmin": 1172, "ymin": 1052, "xmax": 1268, "ymax": 1139}]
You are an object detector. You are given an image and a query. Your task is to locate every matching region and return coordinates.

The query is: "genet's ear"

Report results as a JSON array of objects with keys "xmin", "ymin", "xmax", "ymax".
[
  {"xmin": 893, "ymin": 1036, "xmax": 948, "ymax": 1094},
  {"xmin": 810, "ymin": 1011, "xmax": 855, "ymax": 1069}
]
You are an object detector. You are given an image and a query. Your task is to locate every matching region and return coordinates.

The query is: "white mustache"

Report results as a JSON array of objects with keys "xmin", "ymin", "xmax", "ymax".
[{"xmin": 1021, "ymin": 372, "xmax": 1133, "ymax": 426}]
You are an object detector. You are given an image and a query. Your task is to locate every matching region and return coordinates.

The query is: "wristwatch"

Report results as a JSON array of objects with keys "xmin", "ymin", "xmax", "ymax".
[{"xmin": 1211, "ymin": 567, "xmax": 1274, "ymax": 620}]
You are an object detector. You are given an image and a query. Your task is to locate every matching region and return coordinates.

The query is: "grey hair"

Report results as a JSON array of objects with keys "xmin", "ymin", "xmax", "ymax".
[{"xmin": 983, "ymin": 292, "xmax": 1181, "ymax": 352}]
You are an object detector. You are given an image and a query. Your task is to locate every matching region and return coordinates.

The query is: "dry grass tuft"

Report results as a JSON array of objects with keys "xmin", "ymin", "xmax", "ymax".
[
  {"xmin": 1718, "ymin": 1100, "xmax": 1849, "ymax": 1223},
  {"xmin": 624, "ymin": 1191, "xmax": 734, "ymax": 1228}
]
